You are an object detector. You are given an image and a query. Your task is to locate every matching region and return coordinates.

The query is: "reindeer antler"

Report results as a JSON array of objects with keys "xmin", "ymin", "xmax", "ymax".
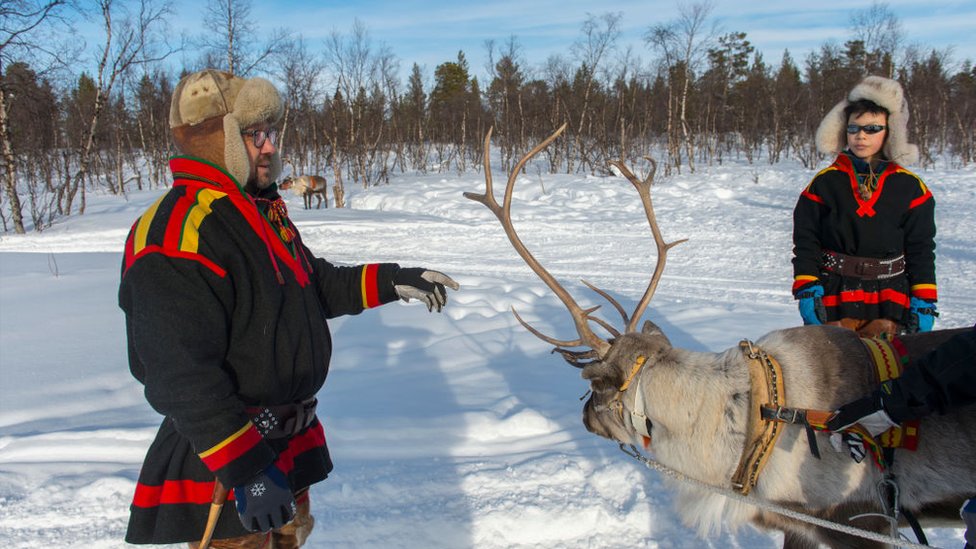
[
  {"xmin": 608, "ymin": 159, "xmax": 687, "ymax": 333},
  {"xmin": 466, "ymin": 131, "xmax": 685, "ymax": 366},
  {"xmin": 464, "ymin": 123, "xmax": 612, "ymax": 364}
]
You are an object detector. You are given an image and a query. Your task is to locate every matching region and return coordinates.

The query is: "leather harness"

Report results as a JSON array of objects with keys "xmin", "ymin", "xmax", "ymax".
[
  {"xmin": 618, "ymin": 337, "xmax": 917, "ymax": 495},
  {"xmin": 730, "ymin": 340, "xmax": 788, "ymax": 495}
]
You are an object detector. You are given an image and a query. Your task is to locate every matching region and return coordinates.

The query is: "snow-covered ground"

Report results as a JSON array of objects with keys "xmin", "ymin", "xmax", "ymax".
[{"xmin": 1, "ymin": 154, "xmax": 972, "ymax": 548}]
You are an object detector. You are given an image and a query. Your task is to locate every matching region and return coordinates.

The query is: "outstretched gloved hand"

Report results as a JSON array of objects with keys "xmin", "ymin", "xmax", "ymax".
[
  {"xmin": 825, "ymin": 391, "xmax": 898, "ymax": 462},
  {"xmin": 796, "ymin": 284, "xmax": 826, "ymax": 326},
  {"xmin": 826, "ymin": 391, "xmax": 898, "ymax": 437},
  {"xmin": 393, "ymin": 268, "xmax": 460, "ymax": 312},
  {"xmin": 234, "ymin": 464, "xmax": 296, "ymax": 532}
]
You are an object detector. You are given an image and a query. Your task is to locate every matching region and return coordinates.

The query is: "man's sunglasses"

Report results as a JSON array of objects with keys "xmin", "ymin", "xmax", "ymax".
[
  {"xmin": 241, "ymin": 128, "xmax": 278, "ymax": 148},
  {"xmin": 846, "ymin": 124, "xmax": 886, "ymax": 135}
]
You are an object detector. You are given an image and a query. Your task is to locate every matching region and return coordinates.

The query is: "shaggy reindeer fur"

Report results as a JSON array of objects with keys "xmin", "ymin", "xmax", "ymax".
[{"xmin": 582, "ymin": 323, "xmax": 975, "ymax": 548}]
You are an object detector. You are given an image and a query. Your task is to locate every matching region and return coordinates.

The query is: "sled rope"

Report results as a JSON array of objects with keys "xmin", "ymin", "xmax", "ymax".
[{"xmin": 619, "ymin": 444, "xmax": 938, "ymax": 549}]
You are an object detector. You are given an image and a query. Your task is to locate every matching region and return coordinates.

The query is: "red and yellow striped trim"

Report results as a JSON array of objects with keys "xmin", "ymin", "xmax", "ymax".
[
  {"xmin": 901, "ymin": 171, "xmax": 933, "ymax": 210},
  {"xmin": 178, "ymin": 188, "xmax": 223, "ymax": 254},
  {"xmin": 124, "ymin": 187, "xmax": 228, "ymax": 277},
  {"xmin": 360, "ymin": 264, "xmax": 382, "ymax": 309},
  {"xmin": 911, "ymin": 283, "xmax": 937, "ymax": 301},
  {"xmin": 198, "ymin": 423, "xmax": 263, "ymax": 472},
  {"xmin": 792, "ymin": 275, "xmax": 819, "ymax": 293},
  {"xmin": 132, "ymin": 422, "xmax": 326, "ymax": 508}
]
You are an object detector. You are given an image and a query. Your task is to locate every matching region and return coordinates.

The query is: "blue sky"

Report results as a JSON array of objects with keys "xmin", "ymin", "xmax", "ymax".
[
  {"xmin": 242, "ymin": 0, "xmax": 976, "ymax": 76},
  {"xmin": 80, "ymin": 0, "xmax": 976, "ymax": 83}
]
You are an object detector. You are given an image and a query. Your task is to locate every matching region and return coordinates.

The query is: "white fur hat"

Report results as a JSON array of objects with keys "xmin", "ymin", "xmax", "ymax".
[
  {"xmin": 814, "ymin": 75, "xmax": 919, "ymax": 166},
  {"xmin": 169, "ymin": 69, "xmax": 283, "ymax": 185}
]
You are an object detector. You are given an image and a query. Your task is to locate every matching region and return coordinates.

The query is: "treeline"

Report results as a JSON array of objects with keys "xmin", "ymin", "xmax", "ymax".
[{"xmin": 2, "ymin": 1, "xmax": 975, "ymax": 233}]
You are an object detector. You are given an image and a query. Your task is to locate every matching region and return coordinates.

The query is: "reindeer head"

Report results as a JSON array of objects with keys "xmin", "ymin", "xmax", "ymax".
[
  {"xmin": 581, "ymin": 322, "xmax": 673, "ymax": 448},
  {"xmin": 279, "ymin": 175, "xmax": 294, "ymax": 190},
  {"xmin": 465, "ymin": 125, "xmax": 685, "ymax": 450}
]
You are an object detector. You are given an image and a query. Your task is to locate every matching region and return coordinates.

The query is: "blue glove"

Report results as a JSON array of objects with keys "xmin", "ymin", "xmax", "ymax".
[
  {"xmin": 908, "ymin": 297, "xmax": 937, "ymax": 333},
  {"xmin": 234, "ymin": 464, "xmax": 296, "ymax": 532},
  {"xmin": 796, "ymin": 284, "xmax": 826, "ymax": 325}
]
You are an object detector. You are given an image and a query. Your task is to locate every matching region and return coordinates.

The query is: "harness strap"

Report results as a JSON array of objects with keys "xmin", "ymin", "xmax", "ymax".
[
  {"xmin": 730, "ymin": 340, "xmax": 786, "ymax": 495},
  {"xmin": 614, "ymin": 355, "xmax": 653, "ymax": 445},
  {"xmin": 764, "ymin": 405, "xmax": 891, "ymax": 469}
]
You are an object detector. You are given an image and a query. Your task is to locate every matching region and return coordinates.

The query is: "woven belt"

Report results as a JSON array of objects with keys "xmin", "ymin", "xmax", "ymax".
[
  {"xmin": 246, "ymin": 398, "xmax": 317, "ymax": 439},
  {"xmin": 822, "ymin": 250, "xmax": 905, "ymax": 280}
]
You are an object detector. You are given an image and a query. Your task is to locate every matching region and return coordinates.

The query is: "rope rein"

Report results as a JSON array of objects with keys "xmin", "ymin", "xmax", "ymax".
[{"xmin": 618, "ymin": 444, "xmax": 938, "ymax": 549}]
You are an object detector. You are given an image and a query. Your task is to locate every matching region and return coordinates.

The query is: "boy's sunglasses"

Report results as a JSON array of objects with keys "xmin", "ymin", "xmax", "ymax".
[
  {"xmin": 846, "ymin": 124, "xmax": 886, "ymax": 135},
  {"xmin": 241, "ymin": 128, "xmax": 278, "ymax": 148}
]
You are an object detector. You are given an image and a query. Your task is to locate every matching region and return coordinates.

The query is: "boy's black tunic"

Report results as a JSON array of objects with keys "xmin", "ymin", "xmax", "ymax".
[
  {"xmin": 120, "ymin": 156, "xmax": 399, "ymax": 544},
  {"xmin": 792, "ymin": 152, "xmax": 937, "ymax": 323}
]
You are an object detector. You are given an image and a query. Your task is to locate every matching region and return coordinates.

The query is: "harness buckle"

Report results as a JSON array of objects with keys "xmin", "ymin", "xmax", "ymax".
[{"xmin": 774, "ymin": 406, "xmax": 800, "ymax": 423}]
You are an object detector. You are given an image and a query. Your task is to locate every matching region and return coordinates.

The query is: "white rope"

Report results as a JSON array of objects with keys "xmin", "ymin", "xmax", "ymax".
[{"xmin": 618, "ymin": 444, "xmax": 940, "ymax": 549}]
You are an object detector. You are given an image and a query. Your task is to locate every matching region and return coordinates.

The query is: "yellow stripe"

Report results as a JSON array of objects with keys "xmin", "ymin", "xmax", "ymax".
[
  {"xmin": 133, "ymin": 195, "xmax": 167, "ymax": 253},
  {"xmin": 360, "ymin": 267, "xmax": 369, "ymax": 309},
  {"xmin": 198, "ymin": 423, "xmax": 251, "ymax": 459},
  {"xmin": 794, "ymin": 275, "xmax": 818, "ymax": 283},
  {"xmin": 180, "ymin": 189, "xmax": 225, "ymax": 254},
  {"xmin": 911, "ymin": 283, "xmax": 937, "ymax": 292}
]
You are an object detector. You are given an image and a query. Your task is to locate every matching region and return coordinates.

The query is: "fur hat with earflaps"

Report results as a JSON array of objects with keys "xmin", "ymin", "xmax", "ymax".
[
  {"xmin": 815, "ymin": 75, "xmax": 919, "ymax": 166},
  {"xmin": 169, "ymin": 69, "xmax": 284, "ymax": 185}
]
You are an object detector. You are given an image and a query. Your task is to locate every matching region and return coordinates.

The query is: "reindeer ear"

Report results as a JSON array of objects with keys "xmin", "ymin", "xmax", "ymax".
[{"xmin": 641, "ymin": 320, "xmax": 670, "ymax": 343}]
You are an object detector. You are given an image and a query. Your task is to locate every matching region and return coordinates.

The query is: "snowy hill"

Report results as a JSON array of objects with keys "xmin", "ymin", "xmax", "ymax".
[{"xmin": 1, "ymin": 157, "xmax": 972, "ymax": 548}]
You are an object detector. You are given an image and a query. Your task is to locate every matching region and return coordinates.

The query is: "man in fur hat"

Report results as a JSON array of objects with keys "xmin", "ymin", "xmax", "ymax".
[
  {"xmin": 791, "ymin": 75, "xmax": 937, "ymax": 337},
  {"xmin": 119, "ymin": 69, "xmax": 459, "ymax": 547}
]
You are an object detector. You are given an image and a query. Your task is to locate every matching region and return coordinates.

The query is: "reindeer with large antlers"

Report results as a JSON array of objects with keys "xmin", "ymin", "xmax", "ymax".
[{"xmin": 467, "ymin": 125, "xmax": 976, "ymax": 549}]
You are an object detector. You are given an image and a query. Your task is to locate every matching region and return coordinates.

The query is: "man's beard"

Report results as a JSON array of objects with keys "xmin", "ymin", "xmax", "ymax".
[{"xmin": 246, "ymin": 154, "xmax": 275, "ymax": 193}]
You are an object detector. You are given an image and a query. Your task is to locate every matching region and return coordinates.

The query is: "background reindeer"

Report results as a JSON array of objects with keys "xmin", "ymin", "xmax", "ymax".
[
  {"xmin": 466, "ymin": 124, "xmax": 976, "ymax": 549},
  {"xmin": 280, "ymin": 175, "xmax": 328, "ymax": 209}
]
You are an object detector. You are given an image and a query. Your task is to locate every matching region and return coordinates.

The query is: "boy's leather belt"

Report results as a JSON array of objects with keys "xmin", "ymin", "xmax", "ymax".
[
  {"xmin": 823, "ymin": 250, "xmax": 905, "ymax": 280},
  {"xmin": 247, "ymin": 398, "xmax": 317, "ymax": 439}
]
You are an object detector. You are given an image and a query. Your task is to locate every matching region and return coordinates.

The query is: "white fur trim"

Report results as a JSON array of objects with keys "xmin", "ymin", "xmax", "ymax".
[
  {"xmin": 814, "ymin": 75, "xmax": 919, "ymax": 165},
  {"xmin": 223, "ymin": 114, "xmax": 250, "ymax": 186}
]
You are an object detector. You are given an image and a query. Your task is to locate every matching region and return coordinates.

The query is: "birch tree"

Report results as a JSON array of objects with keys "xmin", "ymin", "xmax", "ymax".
[
  {"xmin": 66, "ymin": 0, "xmax": 173, "ymax": 215},
  {"xmin": 0, "ymin": 0, "xmax": 68, "ymax": 233}
]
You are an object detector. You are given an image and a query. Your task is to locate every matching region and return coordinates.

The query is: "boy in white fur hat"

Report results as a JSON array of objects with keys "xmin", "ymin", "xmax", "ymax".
[
  {"xmin": 119, "ymin": 69, "xmax": 458, "ymax": 547},
  {"xmin": 791, "ymin": 75, "xmax": 937, "ymax": 337}
]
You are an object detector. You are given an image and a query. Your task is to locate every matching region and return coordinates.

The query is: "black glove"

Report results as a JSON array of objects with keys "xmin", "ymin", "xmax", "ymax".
[
  {"xmin": 234, "ymin": 464, "xmax": 296, "ymax": 532},
  {"xmin": 962, "ymin": 498, "xmax": 976, "ymax": 547},
  {"xmin": 825, "ymin": 391, "xmax": 898, "ymax": 436},
  {"xmin": 393, "ymin": 268, "xmax": 459, "ymax": 312},
  {"xmin": 826, "ymin": 391, "xmax": 899, "ymax": 463}
]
